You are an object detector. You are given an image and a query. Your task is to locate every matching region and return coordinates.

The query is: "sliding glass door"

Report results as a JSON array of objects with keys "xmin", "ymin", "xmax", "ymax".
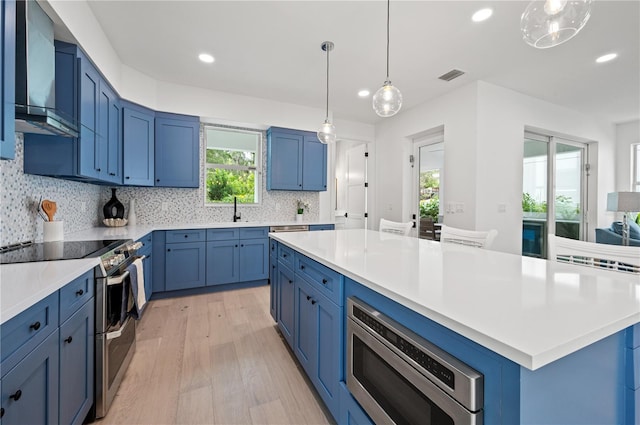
[{"xmin": 522, "ymin": 133, "xmax": 587, "ymax": 258}]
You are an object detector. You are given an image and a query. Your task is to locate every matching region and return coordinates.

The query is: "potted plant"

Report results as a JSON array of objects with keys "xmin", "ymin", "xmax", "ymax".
[{"xmin": 296, "ymin": 199, "xmax": 309, "ymax": 222}]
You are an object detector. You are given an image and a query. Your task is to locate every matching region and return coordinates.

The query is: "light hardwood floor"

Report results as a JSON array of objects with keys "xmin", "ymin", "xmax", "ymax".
[{"xmin": 100, "ymin": 285, "xmax": 333, "ymax": 425}]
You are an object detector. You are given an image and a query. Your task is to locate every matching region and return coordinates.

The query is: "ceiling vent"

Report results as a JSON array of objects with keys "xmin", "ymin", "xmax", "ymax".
[{"xmin": 438, "ymin": 69, "xmax": 465, "ymax": 82}]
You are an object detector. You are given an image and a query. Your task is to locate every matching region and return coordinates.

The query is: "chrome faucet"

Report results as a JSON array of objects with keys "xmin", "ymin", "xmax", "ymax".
[{"xmin": 233, "ymin": 196, "xmax": 241, "ymax": 222}]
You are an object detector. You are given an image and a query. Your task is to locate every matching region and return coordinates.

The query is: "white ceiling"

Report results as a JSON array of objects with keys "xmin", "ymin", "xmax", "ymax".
[{"xmin": 80, "ymin": 1, "xmax": 638, "ymax": 125}]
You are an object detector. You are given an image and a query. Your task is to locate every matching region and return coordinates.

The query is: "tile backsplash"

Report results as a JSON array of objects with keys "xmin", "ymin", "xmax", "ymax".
[
  {"xmin": 1, "ymin": 133, "xmax": 103, "ymax": 245},
  {"xmin": 1, "ymin": 128, "xmax": 319, "ymax": 245}
]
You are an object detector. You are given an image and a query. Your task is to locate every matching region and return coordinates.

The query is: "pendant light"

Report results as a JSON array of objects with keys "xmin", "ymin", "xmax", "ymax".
[
  {"xmin": 317, "ymin": 41, "xmax": 336, "ymax": 144},
  {"xmin": 373, "ymin": 0, "xmax": 402, "ymax": 117},
  {"xmin": 521, "ymin": 0, "xmax": 593, "ymax": 49}
]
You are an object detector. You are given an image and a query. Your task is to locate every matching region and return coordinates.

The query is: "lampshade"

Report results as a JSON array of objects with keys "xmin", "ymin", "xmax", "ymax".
[
  {"xmin": 521, "ymin": 0, "xmax": 593, "ymax": 49},
  {"xmin": 607, "ymin": 192, "xmax": 640, "ymax": 212},
  {"xmin": 373, "ymin": 0, "xmax": 402, "ymax": 117}
]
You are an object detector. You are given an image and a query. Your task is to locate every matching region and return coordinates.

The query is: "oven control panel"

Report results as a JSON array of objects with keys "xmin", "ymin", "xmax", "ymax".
[{"xmin": 353, "ymin": 305, "xmax": 456, "ymax": 390}]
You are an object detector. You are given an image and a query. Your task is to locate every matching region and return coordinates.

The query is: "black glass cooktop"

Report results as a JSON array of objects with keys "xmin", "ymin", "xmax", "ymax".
[{"xmin": 0, "ymin": 240, "xmax": 125, "ymax": 264}]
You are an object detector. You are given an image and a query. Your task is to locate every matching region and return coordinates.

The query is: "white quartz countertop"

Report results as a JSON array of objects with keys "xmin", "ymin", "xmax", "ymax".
[
  {"xmin": 271, "ymin": 229, "xmax": 640, "ymax": 370},
  {"xmin": 1, "ymin": 220, "xmax": 332, "ymax": 324}
]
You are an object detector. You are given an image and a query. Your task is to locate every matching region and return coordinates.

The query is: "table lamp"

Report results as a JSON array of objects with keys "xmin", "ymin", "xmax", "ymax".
[{"xmin": 607, "ymin": 192, "xmax": 640, "ymax": 245}]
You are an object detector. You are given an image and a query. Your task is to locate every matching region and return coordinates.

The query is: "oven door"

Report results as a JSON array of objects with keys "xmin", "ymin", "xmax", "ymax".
[{"xmin": 347, "ymin": 318, "xmax": 482, "ymax": 425}]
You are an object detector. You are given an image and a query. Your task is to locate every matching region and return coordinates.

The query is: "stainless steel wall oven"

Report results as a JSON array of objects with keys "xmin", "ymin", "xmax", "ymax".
[{"xmin": 347, "ymin": 298, "xmax": 484, "ymax": 425}]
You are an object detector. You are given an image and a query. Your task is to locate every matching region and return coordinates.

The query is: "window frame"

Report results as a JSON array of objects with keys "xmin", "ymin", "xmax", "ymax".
[{"xmin": 202, "ymin": 125, "xmax": 263, "ymax": 206}]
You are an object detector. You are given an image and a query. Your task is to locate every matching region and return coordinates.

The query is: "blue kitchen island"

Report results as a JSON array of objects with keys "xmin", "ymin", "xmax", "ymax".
[{"xmin": 269, "ymin": 229, "xmax": 640, "ymax": 425}]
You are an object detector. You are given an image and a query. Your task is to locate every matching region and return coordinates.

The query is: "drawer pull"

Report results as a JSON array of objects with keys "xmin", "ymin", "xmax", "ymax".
[
  {"xmin": 1, "ymin": 407, "xmax": 4, "ymax": 417},
  {"xmin": 300, "ymin": 265, "xmax": 305, "ymax": 270},
  {"xmin": 288, "ymin": 280, "xmax": 293, "ymax": 284},
  {"xmin": 283, "ymin": 253, "xmax": 287, "ymax": 258},
  {"xmin": 65, "ymin": 336, "xmax": 73, "ymax": 344},
  {"xmin": 184, "ymin": 235, "xmax": 188, "ymax": 238},
  {"xmin": 29, "ymin": 321, "xmax": 41, "ymax": 331},
  {"xmin": 9, "ymin": 390, "xmax": 22, "ymax": 401},
  {"xmin": 311, "ymin": 300, "xmax": 317, "ymax": 305},
  {"xmin": 76, "ymin": 289, "xmax": 84, "ymax": 296},
  {"xmin": 322, "ymin": 278, "xmax": 328, "ymax": 284},
  {"xmin": 306, "ymin": 295, "xmax": 311, "ymax": 300}
]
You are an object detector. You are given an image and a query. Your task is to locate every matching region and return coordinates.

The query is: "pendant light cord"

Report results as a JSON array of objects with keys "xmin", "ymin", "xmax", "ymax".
[
  {"xmin": 386, "ymin": 0, "xmax": 390, "ymax": 80},
  {"xmin": 325, "ymin": 44, "xmax": 330, "ymax": 120}
]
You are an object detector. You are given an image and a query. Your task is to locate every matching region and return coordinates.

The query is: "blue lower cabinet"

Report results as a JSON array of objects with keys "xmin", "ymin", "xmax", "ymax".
[
  {"xmin": 59, "ymin": 300, "xmax": 94, "ymax": 425},
  {"xmin": 206, "ymin": 240, "xmax": 240, "ymax": 285},
  {"xmin": 339, "ymin": 382, "xmax": 374, "ymax": 425},
  {"xmin": 277, "ymin": 263, "xmax": 295, "ymax": 348},
  {"xmin": 165, "ymin": 241, "xmax": 206, "ymax": 291},
  {"xmin": 239, "ymin": 238, "xmax": 268, "ymax": 281},
  {"xmin": 294, "ymin": 276, "xmax": 341, "ymax": 418},
  {"xmin": 1, "ymin": 329, "xmax": 60, "ymax": 424},
  {"xmin": 152, "ymin": 231, "xmax": 166, "ymax": 293},
  {"xmin": 269, "ymin": 240, "xmax": 278, "ymax": 322}
]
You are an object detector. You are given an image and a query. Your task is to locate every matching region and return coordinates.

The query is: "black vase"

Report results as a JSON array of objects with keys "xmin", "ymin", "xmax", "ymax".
[{"xmin": 103, "ymin": 188, "xmax": 125, "ymax": 219}]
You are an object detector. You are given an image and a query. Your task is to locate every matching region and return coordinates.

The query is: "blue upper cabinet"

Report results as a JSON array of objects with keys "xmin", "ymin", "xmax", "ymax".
[
  {"xmin": 154, "ymin": 112, "xmax": 199, "ymax": 188},
  {"xmin": 23, "ymin": 42, "xmax": 121, "ymax": 183},
  {"xmin": 267, "ymin": 127, "xmax": 327, "ymax": 191},
  {"xmin": 122, "ymin": 100, "xmax": 155, "ymax": 186},
  {"xmin": 0, "ymin": 0, "xmax": 16, "ymax": 160}
]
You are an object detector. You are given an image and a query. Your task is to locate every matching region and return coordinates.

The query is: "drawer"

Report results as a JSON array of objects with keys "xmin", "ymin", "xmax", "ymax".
[
  {"xmin": 137, "ymin": 232, "xmax": 153, "ymax": 253},
  {"xmin": 240, "ymin": 227, "xmax": 269, "ymax": 239},
  {"xmin": 1, "ymin": 292, "xmax": 59, "ymax": 374},
  {"xmin": 295, "ymin": 255, "xmax": 343, "ymax": 306},
  {"xmin": 207, "ymin": 228, "xmax": 239, "ymax": 241},
  {"xmin": 278, "ymin": 244, "xmax": 295, "ymax": 269},
  {"xmin": 309, "ymin": 224, "xmax": 335, "ymax": 231},
  {"xmin": 59, "ymin": 269, "xmax": 94, "ymax": 323},
  {"xmin": 166, "ymin": 229, "xmax": 206, "ymax": 243}
]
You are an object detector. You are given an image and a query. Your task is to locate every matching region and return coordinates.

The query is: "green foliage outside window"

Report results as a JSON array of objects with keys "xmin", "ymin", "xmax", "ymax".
[{"xmin": 206, "ymin": 148, "xmax": 257, "ymax": 204}]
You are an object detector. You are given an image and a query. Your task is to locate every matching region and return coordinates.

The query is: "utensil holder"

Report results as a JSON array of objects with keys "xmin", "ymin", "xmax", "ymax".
[{"xmin": 43, "ymin": 221, "xmax": 64, "ymax": 242}]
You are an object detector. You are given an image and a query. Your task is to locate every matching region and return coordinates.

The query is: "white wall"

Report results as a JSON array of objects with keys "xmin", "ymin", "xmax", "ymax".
[
  {"xmin": 375, "ymin": 81, "xmax": 617, "ymax": 254},
  {"xmin": 615, "ymin": 120, "xmax": 640, "ymax": 191}
]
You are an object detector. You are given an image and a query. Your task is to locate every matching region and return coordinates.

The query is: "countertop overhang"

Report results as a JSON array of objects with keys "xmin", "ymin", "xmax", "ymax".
[{"xmin": 270, "ymin": 229, "xmax": 640, "ymax": 370}]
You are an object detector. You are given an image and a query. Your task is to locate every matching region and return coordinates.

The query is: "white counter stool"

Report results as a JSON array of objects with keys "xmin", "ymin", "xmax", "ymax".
[
  {"xmin": 439, "ymin": 225, "xmax": 498, "ymax": 249},
  {"xmin": 379, "ymin": 219, "xmax": 413, "ymax": 236},
  {"xmin": 548, "ymin": 234, "xmax": 640, "ymax": 274}
]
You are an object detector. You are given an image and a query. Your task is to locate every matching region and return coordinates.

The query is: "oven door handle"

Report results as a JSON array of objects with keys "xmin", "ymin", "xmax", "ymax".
[
  {"xmin": 106, "ymin": 316, "xmax": 132, "ymax": 340},
  {"xmin": 107, "ymin": 270, "xmax": 129, "ymax": 286}
]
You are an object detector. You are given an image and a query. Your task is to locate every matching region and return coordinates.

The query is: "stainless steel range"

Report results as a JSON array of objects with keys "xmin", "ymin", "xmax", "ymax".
[{"xmin": 93, "ymin": 239, "xmax": 142, "ymax": 419}]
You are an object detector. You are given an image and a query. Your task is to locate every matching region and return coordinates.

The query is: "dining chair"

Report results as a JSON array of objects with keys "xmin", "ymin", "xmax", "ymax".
[
  {"xmin": 419, "ymin": 217, "xmax": 441, "ymax": 241},
  {"xmin": 548, "ymin": 234, "xmax": 640, "ymax": 274},
  {"xmin": 439, "ymin": 225, "xmax": 498, "ymax": 249},
  {"xmin": 379, "ymin": 218, "xmax": 413, "ymax": 236}
]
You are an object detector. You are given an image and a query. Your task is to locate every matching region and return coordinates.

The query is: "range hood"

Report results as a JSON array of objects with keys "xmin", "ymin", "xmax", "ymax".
[{"xmin": 15, "ymin": 0, "xmax": 78, "ymax": 138}]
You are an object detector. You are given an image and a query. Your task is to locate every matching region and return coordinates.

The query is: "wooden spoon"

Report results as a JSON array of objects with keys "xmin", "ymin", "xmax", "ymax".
[{"xmin": 41, "ymin": 200, "xmax": 57, "ymax": 222}]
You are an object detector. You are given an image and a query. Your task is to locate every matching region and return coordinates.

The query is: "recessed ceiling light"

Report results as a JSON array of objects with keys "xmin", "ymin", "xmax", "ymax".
[
  {"xmin": 358, "ymin": 89, "xmax": 370, "ymax": 97},
  {"xmin": 199, "ymin": 53, "xmax": 215, "ymax": 64},
  {"xmin": 472, "ymin": 8, "xmax": 493, "ymax": 22},
  {"xmin": 596, "ymin": 53, "xmax": 617, "ymax": 63}
]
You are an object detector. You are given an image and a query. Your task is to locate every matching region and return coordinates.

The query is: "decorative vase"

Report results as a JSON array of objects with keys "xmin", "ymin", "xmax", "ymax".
[
  {"xmin": 128, "ymin": 199, "xmax": 137, "ymax": 226},
  {"xmin": 103, "ymin": 188, "xmax": 125, "ymax": 219},
  {"xmin": 296, "ymin": 213, "xmax": 303, "ymax": 223}
]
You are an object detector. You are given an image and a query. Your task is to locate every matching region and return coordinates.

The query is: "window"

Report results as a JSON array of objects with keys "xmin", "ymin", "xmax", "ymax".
[
  {"xmin": 204, "ymin": 126, "xmax": 262, "ymax": 205},
  {"xmin": 634, "ymin": 143, "xmax": 640, "ymax": 192}
]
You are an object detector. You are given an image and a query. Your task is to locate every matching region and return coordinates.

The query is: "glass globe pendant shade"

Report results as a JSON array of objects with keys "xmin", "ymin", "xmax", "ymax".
[
  {"xmin": 373, "ymin": 80, "xmax": 403, "ymax": 117},
  {"xmin": 521, "ymin": 0, "xmax": 592, "ymax": 48},
  {"xmin": 317, "ymin": 119, "xmax": 336, "ymax": 144}
]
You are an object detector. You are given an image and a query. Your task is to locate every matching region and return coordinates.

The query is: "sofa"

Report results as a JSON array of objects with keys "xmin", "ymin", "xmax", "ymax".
[{"xmin": 595, "ymin": 221, "xmax": 640, "ymax": 246}]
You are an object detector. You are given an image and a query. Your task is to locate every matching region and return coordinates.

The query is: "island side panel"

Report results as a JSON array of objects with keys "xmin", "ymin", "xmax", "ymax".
[
  {"xmin": 344, "ymin": 278, "xmax": 521, "ymax": 425},
  {"xmin": 626, "ymin": 323, "xmax": 640, "ymax": 424},
  {"xmin": 520, "ymin": 329, "xmax": 626, "ymax": 425}
]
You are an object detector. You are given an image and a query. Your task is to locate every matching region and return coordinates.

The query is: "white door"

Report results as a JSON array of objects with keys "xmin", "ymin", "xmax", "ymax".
[{"xmin": 345, "ymin": 144, "xmax": 368, "ymax": 229}]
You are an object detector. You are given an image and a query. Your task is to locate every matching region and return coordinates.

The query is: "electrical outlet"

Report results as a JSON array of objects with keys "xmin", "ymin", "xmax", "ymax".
[
  {"xmin": 161, "ymin": 202, "xmax": 168, "ymax": 211},
  {"xmin": 455, "ymin": 203, "xmax": 464, "ymax": 213}
]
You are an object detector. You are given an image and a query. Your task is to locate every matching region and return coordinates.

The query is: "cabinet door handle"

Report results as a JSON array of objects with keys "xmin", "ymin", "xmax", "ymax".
[
  {"xmin": 126, "ymin": 176, "xmax": 130, "ymax": 179},
  {"xmin": 109, "ymin": 172, "xmax": 116, "ymax": 176},
  {"xmin": 322, "ymin": 278, "xmax": 327, "ymax": 284},
  {"xmin": 311, "ymin": 300, "xmax": 317, "ymax": 305},
  {"xmin": 29, "ymin": 321, "xmax": 41, "ymax": 331},
  {"xmin": 235, "ymin": 244, "xmax": 238, "ymax": 248},
  {"xmin": 167, "ymin": 249, "xmax": 171, "ymax": 252},
  {"xmin": 184, "ymin": 235, "xmax": 188, "ymax": 238},
  {"xmin": 1, "ymin": 407, "xmax": 5, "ymax": 418},
  {"xmin": 300, "ymin": 265, "xmax": 305, "ymax": 270},
  {"xmin": 65, "ymin": 336, "xmax": 73, "ymax": 344},
  {"xmin": 240, "ymin": 244, "xmax": 244, "ymax": 247},
  {"xmin": 76, "ymin": 289, "xmax": 84, "ymax": 296},
  {"xmin": 306, "ymin": 295, "xmax": 311, "ymax": 300},
  {"xmin": 156, "ymin": 179, "xmax": 160, "ymax": 182},
  {"xmin": 283, "ymin": 253, "xmax": 287, "ymax": 258},
  {"xmin": 96, "ymin": 168, "xmax": 101, "ymax": 172},
  {"xmin": 288, "ymin": 280, "xmax": 292, "ymax": 284},
  {"xmin": 9, "ymin": 390, "xmax": 22, "ymax": 401}
]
